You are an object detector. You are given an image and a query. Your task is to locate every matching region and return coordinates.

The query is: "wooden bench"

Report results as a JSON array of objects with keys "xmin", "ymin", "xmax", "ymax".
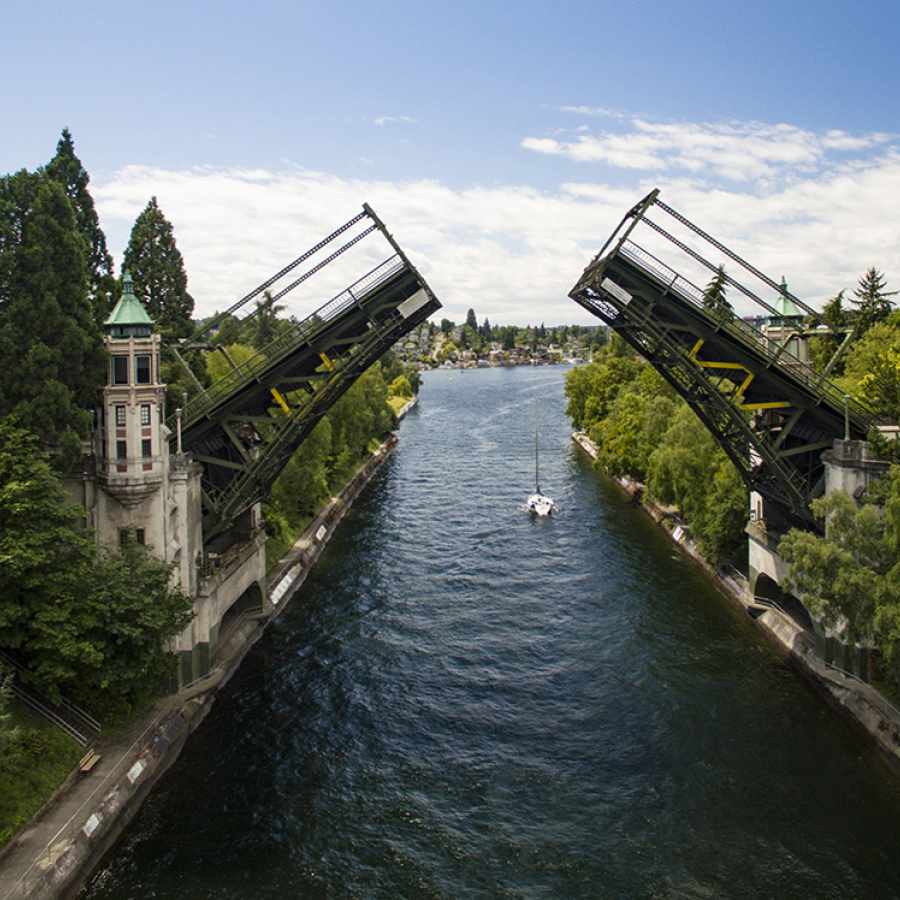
[{"xmin": 78, "ymin": 749, "xmax": 102, "ymax": 773}]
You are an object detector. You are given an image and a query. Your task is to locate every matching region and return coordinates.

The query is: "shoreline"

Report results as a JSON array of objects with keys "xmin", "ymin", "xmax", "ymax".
[
  {"xmin": 0, "ymin": 432, "xmax": 402, "ymax": 900},
  {"xmin": 572, "ymin": 430, "xmax": 900, "ymax": 769}
]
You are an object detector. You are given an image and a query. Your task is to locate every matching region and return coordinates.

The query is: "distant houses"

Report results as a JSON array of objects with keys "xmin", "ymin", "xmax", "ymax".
[{"xmin": 393, "ymin": 322, "xmax": 604, "ymax": 370}]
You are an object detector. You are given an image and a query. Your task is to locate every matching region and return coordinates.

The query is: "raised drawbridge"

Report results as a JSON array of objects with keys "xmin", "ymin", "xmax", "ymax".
[
  {"xmin": 569, "ymin": 189, "xmax": 878, "ymax": 531},
  {"xmin": 170, "ymin": 204, "xmax": 440, "ymax": 539}
]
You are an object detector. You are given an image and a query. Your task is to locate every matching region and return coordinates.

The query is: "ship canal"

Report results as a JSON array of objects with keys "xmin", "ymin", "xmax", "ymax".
[{"xmin": 83, "ymin": 367, "xmax": 900, "ymax": 899}]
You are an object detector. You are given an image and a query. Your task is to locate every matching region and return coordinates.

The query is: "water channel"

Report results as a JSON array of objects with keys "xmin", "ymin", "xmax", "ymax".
[{"xmin": 83, "ymin": 366, "xmax": 900, "ymax": 899}]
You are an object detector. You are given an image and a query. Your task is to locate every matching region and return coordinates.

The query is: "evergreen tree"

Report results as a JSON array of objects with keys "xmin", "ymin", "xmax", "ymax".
[
  {"xmin": 809, "ymin": 290, "xmax": 850, "ymax": 375},
  {"xmin": 440, "ymin": 318, "xmax": 454, "ymax": 335},
  {"xmin": 45, "ymin": 128, "xmax": 116, "ymax": 323},
  {"xmin": 123, "ymin": 197, "xmax": 195, "ymax": 337},
  {"xmin": 481, "ymin": 317, "xmax": 491, "ymax": 340},
  {"xmin": 851, "ymin": 267, "xmax": 897, "ymax": 337},
  {"xmin": 0, "ymin": 171, "xmax": 106, "ymax": 464},
  {"xmin": 702, "ymin": 265, "xmax": 732, "ymax": 318},
  {"xmin": 466, "ymin": 308, "xmax": 478, "ymax": 330}
]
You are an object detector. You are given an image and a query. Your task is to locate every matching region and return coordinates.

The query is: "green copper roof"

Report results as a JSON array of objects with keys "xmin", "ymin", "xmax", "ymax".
[
  {"xmin": 771, "ymin": 278, "xmax": 803, "ymax": 318},
  {"xmin": 105, "ymin": 271, "xmax": 153, "ymax": 328}
]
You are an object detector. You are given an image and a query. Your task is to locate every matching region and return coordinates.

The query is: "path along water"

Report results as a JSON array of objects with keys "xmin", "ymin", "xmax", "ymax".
[{"xmin": 83, "ymin": 367, "xmax": 900, "ymax": 899}]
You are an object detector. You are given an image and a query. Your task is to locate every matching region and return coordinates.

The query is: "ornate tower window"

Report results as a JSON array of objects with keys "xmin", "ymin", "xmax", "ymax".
[
  {"xmin": 112, "ymin": 356, "xmax": 129, "ymax": 384},
  {"xmin": 136, "ymin": 355, "xmax": 151, "ymax": 384}
]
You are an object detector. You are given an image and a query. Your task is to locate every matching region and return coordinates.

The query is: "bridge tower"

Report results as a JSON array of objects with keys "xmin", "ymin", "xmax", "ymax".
[
  {"xmin": 72, "ymin": 206, "xmax": 439, "ymax": 688},
  {"xmin": 81, "ymin": 272, "xmax": 224, "ymax": 684}
]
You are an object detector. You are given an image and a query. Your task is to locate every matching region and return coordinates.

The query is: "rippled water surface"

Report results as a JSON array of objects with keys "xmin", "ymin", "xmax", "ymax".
[{"xmin": 84, "ymin": 367, "xmax": 900, "ymax": 899}]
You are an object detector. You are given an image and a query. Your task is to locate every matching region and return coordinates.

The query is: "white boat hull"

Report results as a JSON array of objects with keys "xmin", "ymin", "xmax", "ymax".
[{"xmin": 526, "ymin": 493, "xmax": 556, "ymax": 517}]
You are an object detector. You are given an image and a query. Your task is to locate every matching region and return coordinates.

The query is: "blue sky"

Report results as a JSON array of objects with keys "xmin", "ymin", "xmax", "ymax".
[{"xmin": 4, "ymin": 0, "xmax": 900, "ymax": 323}]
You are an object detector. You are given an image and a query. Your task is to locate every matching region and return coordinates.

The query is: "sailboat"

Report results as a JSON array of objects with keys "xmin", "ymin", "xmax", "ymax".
[{"xmin": 526, "ymin": 431, "xmax": 556, "ymax": 517}]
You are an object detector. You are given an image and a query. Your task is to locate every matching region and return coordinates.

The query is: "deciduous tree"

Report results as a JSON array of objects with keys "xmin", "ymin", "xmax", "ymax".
[{"xmin": 0, "ymin": 422, "xmax": 192, "ymax": 709}]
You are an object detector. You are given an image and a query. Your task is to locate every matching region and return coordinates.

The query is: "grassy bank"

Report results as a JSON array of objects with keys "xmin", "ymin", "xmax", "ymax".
[{"xmin": 0, "ymin": 700, "xmax": 82, "ymax": 848}]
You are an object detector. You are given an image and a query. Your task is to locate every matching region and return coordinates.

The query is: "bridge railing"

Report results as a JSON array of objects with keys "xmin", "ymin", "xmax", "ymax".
[
  {"xmin": 616, "ymin": 240, "xmax": 875, "ymax": 427},
  {"xmin": 172, "ymin": 254, "xmax": 405, "ymax": 430}
]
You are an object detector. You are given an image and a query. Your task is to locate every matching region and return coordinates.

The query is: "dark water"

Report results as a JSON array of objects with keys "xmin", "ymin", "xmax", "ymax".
[{"xmin": 83, "ymin": 367, "xmax": 900, "ymax": 900}]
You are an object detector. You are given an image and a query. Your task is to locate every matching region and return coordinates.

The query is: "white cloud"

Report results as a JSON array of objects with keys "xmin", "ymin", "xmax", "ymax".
[
  {"xmin": 93, "ymin": 141, "xmax": 900, "ymax": 327},
  {"xmin": 523, "ymin": 116, "xmax": 894, "ymax": 184},
  {"xmin": 373, "ymin": 115, "xmax": 415, "ymax": 127},
  {"xmin": 560, "ymin": 105, "xmax": 625, "ymax": 119}
]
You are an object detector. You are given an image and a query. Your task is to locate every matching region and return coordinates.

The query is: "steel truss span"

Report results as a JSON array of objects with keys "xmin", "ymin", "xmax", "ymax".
[
  {"xmin": 171, "ymin": 204, "xmax": 441, "ymax": 539},
  {"xmin": 568, "ymin": 189, "xmax": 879, "ymax": 531}
]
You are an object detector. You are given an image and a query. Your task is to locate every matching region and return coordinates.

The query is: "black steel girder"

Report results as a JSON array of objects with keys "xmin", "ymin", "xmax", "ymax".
[
  {"xmin": 169, "ymin": 207, "xmax": 441, "ymax": 538},
  {"xmin": 569, "ymin": 191, "xmax": 878, "ymax": 530}
]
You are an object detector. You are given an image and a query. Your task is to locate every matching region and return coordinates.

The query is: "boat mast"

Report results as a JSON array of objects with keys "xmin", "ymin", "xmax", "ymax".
[{"xmin": 535, "ymin": 429, "xmax": 540, "ymax": 493}]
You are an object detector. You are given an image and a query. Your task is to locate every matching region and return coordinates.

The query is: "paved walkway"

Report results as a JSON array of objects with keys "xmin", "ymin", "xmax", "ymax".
[{"xmin": 0, "ymin": 695, "xmax": 183, "ymax": 900}]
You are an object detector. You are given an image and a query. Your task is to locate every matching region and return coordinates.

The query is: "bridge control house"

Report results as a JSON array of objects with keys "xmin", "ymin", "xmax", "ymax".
[{"xmin": 71, "ymin": 272, "xmax": 268, "ymax": 687}]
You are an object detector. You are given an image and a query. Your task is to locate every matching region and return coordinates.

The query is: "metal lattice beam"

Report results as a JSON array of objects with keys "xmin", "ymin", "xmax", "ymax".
[
  {"xmin": 171, "ymin": 206, "xmax": 441, "ymax": 538},
  {"xmin": 569, "ymin": 190, "xmax": 878, "ymax": 529}
]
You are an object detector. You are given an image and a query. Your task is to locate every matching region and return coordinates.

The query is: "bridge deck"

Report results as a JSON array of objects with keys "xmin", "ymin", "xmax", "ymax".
[
  {"xmin": 570, "ymin": 190, "xmax": 877, "ymax": 529},
  {"xmin": 169, "ymin": 208, "xmax": 440, "ymax": 537}
]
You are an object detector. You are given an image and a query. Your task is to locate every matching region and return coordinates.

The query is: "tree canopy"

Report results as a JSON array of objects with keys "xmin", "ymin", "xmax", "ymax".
[
  {"xmin": 45, "ymin": 128, "xmax": 116, "ymax": 323},
  {"xmin": 780, "ymin": 469, "xmax": 900, "ymax": 684},
  {"xmin": 702, "ymin": 265, "xmax": 732, "ymax": 319},
  {"xmin": 123, "ymin": 197, "xmax": 195, "ymax": 337},
  {"xmin": 838, "ymin": 310, "xmax": 900, "ymax": 421},
  {"xmin": 0, "ymin": 423, "xmax": 192, "ymax": 711},
  {"xmin": 851, "ymin": 267, "xmax": 897, "ymax": 337},
  {"xmin": 0, "ymin": 169, "xmax": 106, "ymax": 465},
  {"xmin": 565, "ymin": 344, "xmax": 748, "ymax": 563}
]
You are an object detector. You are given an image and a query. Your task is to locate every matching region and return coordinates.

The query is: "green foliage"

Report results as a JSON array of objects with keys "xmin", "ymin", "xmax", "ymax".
[
  {"xmin": 838, "ymin": 311, "xmax": 900, "ymax": 422},
  {"xmin": 265, "ymin": 362, "xmax": 394, "ymax": 556},
  {"xmin": 780, "ymin": 474, "xmax": 900, "ymax": 681},
  {"xmin": 270, "ymin": 417, "xmax": 332, "ymax": 522},
  {"xmin": 45, "ymin": 128, "xmax": 117, "ymax": 323},
  {"xmin": 122, "ymin": 196, "xmax": 195, "ymax": 337},
  {"xmin": 809, "ymin": 290, "xmax": 850, "ymax": 375},
  {"xmin": 206, "ymin": 342, "xmax": 257, "ymax": 383},
  {"xmin": 646, "ymin": 407, "xmax": 747, "ymax": 562},
  {"xmin": 851, "ymin": 267, "xmax": 897, "ymax": 337},
  {"xmin": 388, "ymin": 374, "xmax": 414, "ymax": 399},
  {"xmin": 0, "ymin": 668, "xmax": 19, "ymax": 757},
  {"xmin": 592, "ymin": 369, "xmax": 676, "ymax": 481},
  {"xmin": 702, "ymin": 264, "xmax": 732, "ymax": 319},
  {"xmin": 466, "ymin": 308, "xmax": 478, "ymax": 330},
  {"xmin": 380, "ymin": 350, "xmax": 421, "ymax": 394},
  {"xmin": 251, "ymin": 290, "xmax": 292, "ymax": 350},
  {"xmin": 0, "ymin": 170, "xmax": 106, "ymax": 466},
  {"xmin": 0, "ymin": 422, "xmax": 193, "ymax": 710},
  {"xmin": 566, "ymin": 346, "xmax": 749, "ymax": 564},
  {"xmin": 0, "ymin": 704, "xmax": 81, "ymax": 848}
]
